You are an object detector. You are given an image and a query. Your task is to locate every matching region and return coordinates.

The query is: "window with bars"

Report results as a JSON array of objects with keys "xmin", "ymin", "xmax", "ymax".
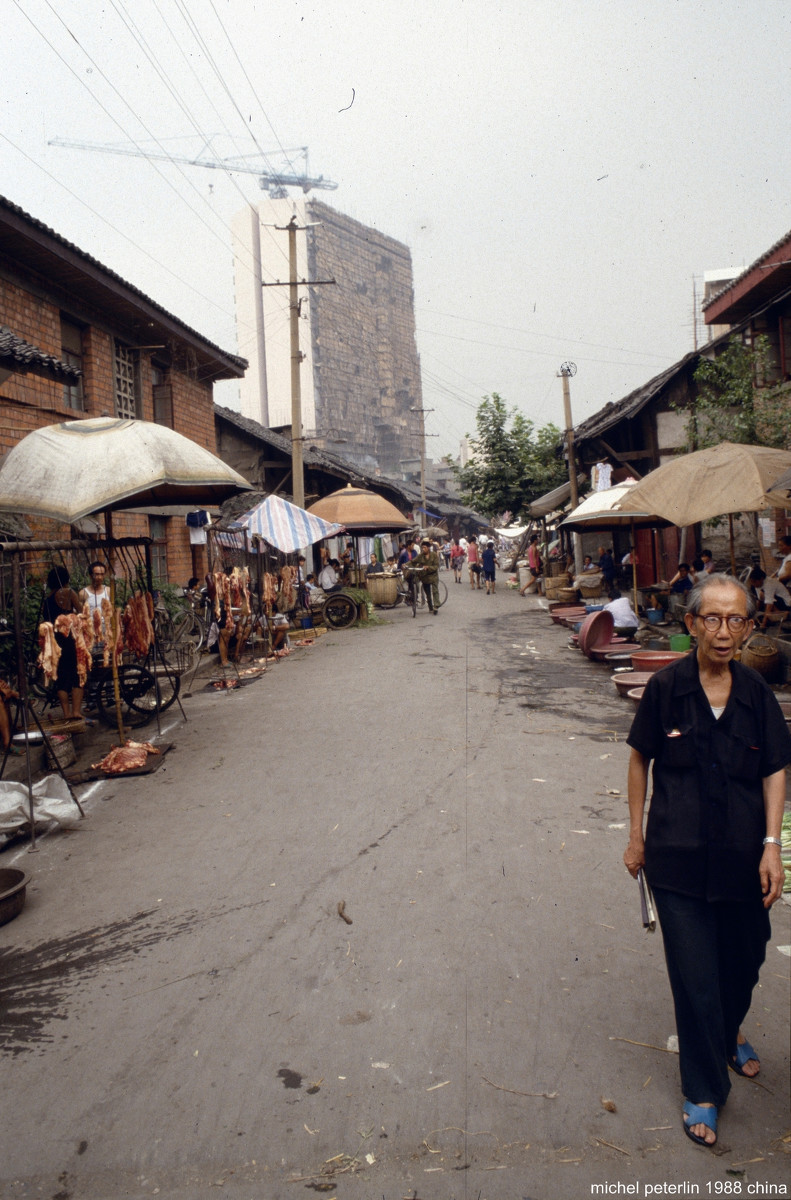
[
  {"xmin": 114, "ymin": 342, "xmax": 139, "ymax": 418},
  {"xmin": 152, "ymin": 364, "xmax": 174, "ymax": 428},
  {"xmin": 61, "ymin": 317, "xmax": 84, "ymax": 411},
  {"xmin": 149, "ymin": 516, "xmax": 169, "ymax": 584}
]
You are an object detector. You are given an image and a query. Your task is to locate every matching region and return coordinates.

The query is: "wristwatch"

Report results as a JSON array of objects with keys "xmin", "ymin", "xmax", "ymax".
[{"xmin": 762, "ymin": 837, "xmax": 782, "ymax": 847}]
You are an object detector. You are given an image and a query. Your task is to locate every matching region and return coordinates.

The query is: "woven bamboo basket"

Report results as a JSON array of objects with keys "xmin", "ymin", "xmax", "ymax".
[
  {"xmin": 365, "ymin": 573, "xmax": 399, "ymax": 606},
  {"xmin": 579, "ymin": 580, "xmax": 604, "ymax": 599},
  {"xmin": 544, "ymin": 573, "xmax": 570, "ymax": 598},
  {"xmin": 739, "ymin": 634, "xmax": 781, "ymax": 680},
  {"xmin": 46, "ymin": 733, "xmax": 76, "ymax": 770},
  {"xmin": 557, "ymin": 586, "xmax": 578, "ymax": 603}
]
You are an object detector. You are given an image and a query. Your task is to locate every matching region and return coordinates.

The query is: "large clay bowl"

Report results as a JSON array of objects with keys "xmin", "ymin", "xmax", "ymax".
[
  {"xmin": 588, "ymin": 640, "xmax": 638, "ymax": 662},
  {"xmin": 578, "ymin": 610, "xmax": 615, "ymax": 656},
  {"xmin": 0, "ymin": 869, "xmax": 30, "ymax": 927},
  {"xmin": 613, "ymin": 670, "xmax": 654, "ymax": 697},
  {"xmin": 550, "ymin": 606, "xmax": 586, "ymax": 625},
  {"xmin": 629, "ymin": 649, "xmax": 689, "ymax": 673},
  {"xmin": 627, "ymin": 686, "xmax": 646, "ymax": 708}
]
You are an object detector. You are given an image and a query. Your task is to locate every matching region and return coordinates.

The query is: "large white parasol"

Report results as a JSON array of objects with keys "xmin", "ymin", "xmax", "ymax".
[{"xmin": 0, "ymin": 417, "xmax": 252, "ymax": 523}]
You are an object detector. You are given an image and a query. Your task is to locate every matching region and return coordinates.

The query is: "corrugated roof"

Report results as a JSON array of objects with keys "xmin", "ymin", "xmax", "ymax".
[{"xmin": 0, "ymin": 325, "xmax": 81, "ymax": 380}]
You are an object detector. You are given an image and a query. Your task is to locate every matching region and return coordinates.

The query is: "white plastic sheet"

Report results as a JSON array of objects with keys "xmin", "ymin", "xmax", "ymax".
[{"xmin": 0, "ymin": 775, "xmax": 82, "ymax": 834}]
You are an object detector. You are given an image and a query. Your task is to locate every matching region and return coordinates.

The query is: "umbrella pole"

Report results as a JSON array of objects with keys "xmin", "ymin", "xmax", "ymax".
[
  {"xmin": 729, "ymin": 514, "xmax": 737, "ymax": 576},
  {"xmin": 631, "ymin": 520, "xmax": 639, "ymax": 614}
]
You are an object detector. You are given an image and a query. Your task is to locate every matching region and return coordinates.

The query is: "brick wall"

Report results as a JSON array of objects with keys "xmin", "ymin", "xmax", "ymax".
[{"xmin": 1, "ymin": 269, "xmax": 219, "ymax": 583}]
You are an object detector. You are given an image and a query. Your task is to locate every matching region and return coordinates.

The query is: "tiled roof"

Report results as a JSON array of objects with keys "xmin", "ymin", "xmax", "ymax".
[
  {"xmin": 0, "ymin": 195, "xmax": 247, "ymax": 379},
  {"xmin": 0, "ymin": 325, "xmax": 81, "ymax": 381}
]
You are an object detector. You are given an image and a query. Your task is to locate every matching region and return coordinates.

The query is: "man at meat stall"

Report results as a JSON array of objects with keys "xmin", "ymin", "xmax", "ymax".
[{"xmin": 79, "ymin": 560, "xmax": 112, "ymax": 665}]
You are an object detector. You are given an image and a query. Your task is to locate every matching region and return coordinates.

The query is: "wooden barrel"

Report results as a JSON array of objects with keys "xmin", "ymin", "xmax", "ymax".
[{"xmin": 366, "ymin": 573, "xmax": 399, "ymax": 606}]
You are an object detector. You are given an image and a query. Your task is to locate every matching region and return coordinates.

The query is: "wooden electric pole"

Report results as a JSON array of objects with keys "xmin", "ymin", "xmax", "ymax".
[{"xmin": 559, "ymin": 362, "xmax": 582, "ymax": 574}]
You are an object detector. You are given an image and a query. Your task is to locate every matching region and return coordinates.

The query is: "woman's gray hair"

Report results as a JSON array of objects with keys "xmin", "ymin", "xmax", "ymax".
[{"xmin": 686, "ymin": 572, "xmax": 756, "ymax": 620}]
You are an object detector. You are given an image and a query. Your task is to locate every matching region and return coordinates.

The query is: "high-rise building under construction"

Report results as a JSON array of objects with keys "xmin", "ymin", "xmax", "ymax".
[{"xmin": 232, "ymin": 198, "xmax": 424, "ymax": 475}]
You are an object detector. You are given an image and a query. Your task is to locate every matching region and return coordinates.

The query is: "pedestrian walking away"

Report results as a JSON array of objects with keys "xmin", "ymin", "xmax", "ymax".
[
  {"xmin": 450, "ymin": 539, "xmax": 465, "ymax": 584},
  {"xmin": 467, "ymin": 535, "xmax": 482, "ymax": 589},
  {"xmin": 482, "ymin": 539, "xmax": 497, "ymax": 594},
  {"xmin": 623, "ymin": 573, "xmax": 791, "ymax": 1149}
]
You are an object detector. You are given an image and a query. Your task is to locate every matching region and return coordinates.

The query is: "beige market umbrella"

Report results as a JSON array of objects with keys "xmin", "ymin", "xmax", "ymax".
[
  {"xmin": 307, "ymin": 484, "xmax": 411, "ymax": 534},
  {"xmin": 0, "ymin": 416, "xmax": 252, "ymax": 523},
  {"xmin": 620, "ymin": 442, "xmax": 791, "ymax": 573}
]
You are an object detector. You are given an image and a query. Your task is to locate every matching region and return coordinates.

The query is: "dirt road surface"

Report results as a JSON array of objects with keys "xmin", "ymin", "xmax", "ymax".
[{"xmin": 1, "ymin": 581, "xmax": 788, "ymax": 1200}]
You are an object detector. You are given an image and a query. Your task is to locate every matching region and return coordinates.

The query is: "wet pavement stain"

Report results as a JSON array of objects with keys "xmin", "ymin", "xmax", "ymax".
[
  {"xmin": 0, "ymin": 908, "xmax": 200, "ymax": 1057},
  {"xmin": 277, "ymin": 1067, "xmax": 303, "ymax": 1089}
]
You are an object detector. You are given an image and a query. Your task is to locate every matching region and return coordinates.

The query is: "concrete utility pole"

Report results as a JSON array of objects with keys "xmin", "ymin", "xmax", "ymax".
[
  {"xmin": 285, "ymin": 216, "xmax": 305, "ymax": 509},
  {"xmin": 265, "ymin": 217, "xmax": 334, "ymax": 510},
  {"xmin": 559, "ymin": 362, "xmax": 583, "ymax": 575},
  {"xmin": 409, "ymin": 406, "xmax": 434, "ymax": 528}
]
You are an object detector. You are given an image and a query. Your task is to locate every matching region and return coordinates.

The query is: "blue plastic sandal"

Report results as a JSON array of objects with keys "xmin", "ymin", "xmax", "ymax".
[
  {"xmin": 730, "ymin": 1038, "xmax": 760, "ymax": 1077},
  {"xmin": 682, "ymin": 1101, "xmax": 717, "ymax": 1147}
]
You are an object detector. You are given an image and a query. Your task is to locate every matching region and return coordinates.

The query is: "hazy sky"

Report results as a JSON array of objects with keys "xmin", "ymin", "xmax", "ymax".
[{"xmin": 4, "ymin": 0, "xmax": 790, "ymax": 460}]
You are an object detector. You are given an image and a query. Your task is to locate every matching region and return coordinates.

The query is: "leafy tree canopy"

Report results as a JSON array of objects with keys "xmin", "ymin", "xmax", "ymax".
[
  {"xmin": 690, "ymin": 335, "xmax": 790, "ymax": 450},
  {"xmin": 454, "ymin": 393, "xmax": 567, "ymax": 520}
]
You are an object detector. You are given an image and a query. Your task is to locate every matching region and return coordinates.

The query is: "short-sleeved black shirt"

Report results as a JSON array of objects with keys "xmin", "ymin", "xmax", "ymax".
[{"xmin": 627, "ymin": 653, "xmax": 791, "ymax": 902}]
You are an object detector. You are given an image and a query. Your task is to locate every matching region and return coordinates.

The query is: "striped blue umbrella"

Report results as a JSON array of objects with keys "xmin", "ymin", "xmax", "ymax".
[{"xmin": 231, "ymin": 494, "xmax": 344, "ymax": 553}]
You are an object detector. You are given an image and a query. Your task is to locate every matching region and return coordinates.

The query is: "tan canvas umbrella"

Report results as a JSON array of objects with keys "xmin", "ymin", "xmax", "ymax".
[
  {"xmin": 620, "ymin": 442, "xmax": 791, "ymax": 573},
  {"xmin": 0, "ymin": 416, "xmax": 252, "ymax": 523},
  {"xmin": 307, "ymin": 484, "xmax": 411, "ymax": 533}
]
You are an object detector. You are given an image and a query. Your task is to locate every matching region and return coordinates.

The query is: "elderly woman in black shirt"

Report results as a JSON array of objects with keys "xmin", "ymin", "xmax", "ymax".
[{"xmin": 624, "ymin": 574, "xmax": 790, "ymax": 1149}]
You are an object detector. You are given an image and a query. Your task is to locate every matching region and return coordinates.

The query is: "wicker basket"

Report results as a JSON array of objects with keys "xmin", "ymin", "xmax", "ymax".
[
  {"xmin": 544, "ymin": 573, "xmax": 570, "ymax": 598},
  {"xmin": 46, "ymin": 733, "xmax": 76, "ymax": 770},
  {"xmin": 365, "ymin": 573, "xmax": 399, "ymax": 606},
  {"xmin": 579, "ymin": 580, "xmax": 604, "ymax": 599},
  {"xmin": 739, "ymin": 634, "xmax": 781, "ymax": 680},
  {"xmin": 557, "ymin": 586, "xmax": 578, "ymax": 603}
]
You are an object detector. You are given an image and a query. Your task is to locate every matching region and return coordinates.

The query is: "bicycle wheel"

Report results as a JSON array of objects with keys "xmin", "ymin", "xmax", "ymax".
[
  {"xmin": 323, "ymin": 593, "xmax": 358, "ymax": 629},
  {"xmin": 171, "ymin": 606, "xmax": 204, "ymax": 652},
  {"xmin": 125, "ymin": 664, "xmax": 179, "ymax": 720},
  {"xmin": 436, "ymin": 580, "xmax": 449, "ymax": 608},
  {"xmin": 95, "ymin": 667, "xmax": 151, "ymax": 728}
]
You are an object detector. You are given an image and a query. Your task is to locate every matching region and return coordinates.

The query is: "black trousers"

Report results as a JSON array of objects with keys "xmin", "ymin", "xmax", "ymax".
[{"xmin": 652, "ymin": 886, "xmax": 770, "ymax": 1107}]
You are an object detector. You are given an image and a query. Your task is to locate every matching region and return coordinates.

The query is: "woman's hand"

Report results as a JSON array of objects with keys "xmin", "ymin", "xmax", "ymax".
[{"xmin": 759, "ymin": 843, "xmax": 784, "ymax": 908}]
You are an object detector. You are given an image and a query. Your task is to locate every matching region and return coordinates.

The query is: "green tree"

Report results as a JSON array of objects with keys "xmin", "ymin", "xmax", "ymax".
[
  {"xmin": 454, "ymin": 393, "xmax": 567, "ymax": 520},
  {"xmin": 690, "ymin": 335, "xmax": 790, "ymax": 449}
]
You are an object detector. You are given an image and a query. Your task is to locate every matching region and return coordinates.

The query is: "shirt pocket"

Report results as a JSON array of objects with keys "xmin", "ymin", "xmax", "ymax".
[
  {"xmin": 726, "ymin": 732, "xmax": 762, "ymax": 782},
  {"xmin": 657, "ymin": 722, "xmax": 697, "ymax": 770}
]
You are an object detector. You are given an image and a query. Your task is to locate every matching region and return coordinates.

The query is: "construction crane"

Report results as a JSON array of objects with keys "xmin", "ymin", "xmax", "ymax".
[{"xmin": 48, "ymin": 138, "xmax": 337, "ymax": 197}]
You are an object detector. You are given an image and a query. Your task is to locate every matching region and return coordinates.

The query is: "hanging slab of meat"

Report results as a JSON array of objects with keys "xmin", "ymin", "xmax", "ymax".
[
  {"xmin": 262, "ymin": 572, "xmax": 277, "ymax": 609},
  {"xmin": 279, "ymin": 565, "xmax": 296, "ymax": 610},
  {"xmin": 230, "ymin": 566, "xmax": 251, "ymax": 616},
  {"xmin": 38, "ymin": 621, "xmax": 61, "ymax": 683},
  {"xmin": 91, "ymin": 739, "xmax": 161, "ymax": 774},
  {"xmin": 0, "ymin": 680, "xmax": 17, "ymax": 749},
  {"xmin": 54, "ymin": 613, "xmax": 91, "ymax": 686},
  {"xmin": 81, "ymin": 603, "xmax": 95, "ymax": 656},
  {"xmin": 122, "ymin": 592, "xmax": 154, "ymax": 659}
]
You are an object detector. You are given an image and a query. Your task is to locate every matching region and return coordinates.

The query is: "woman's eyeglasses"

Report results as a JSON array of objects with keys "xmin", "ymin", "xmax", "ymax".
[{"xmin": 697, "ymin": 614, "xmax": 748, "ymax": 632}]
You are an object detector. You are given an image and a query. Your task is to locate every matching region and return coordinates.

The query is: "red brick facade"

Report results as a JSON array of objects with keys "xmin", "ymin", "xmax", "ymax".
[{"xmin": 0, "ymin": 197, "xmax": 245, "ymax": 585}]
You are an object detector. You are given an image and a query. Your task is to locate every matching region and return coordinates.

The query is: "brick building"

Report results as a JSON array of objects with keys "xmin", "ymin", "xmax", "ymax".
[
  {"xmin": 0, "ymin": 195, "xmax": 246, "ymax": 583},
  {"xmin": 232, "ymin": 198, "xmax": 424, "ymax": 475}
]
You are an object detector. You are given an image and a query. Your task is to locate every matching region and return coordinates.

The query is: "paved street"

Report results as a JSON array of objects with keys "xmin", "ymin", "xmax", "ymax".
[{"xmin": 0, "ymin": 580, "xmax": 789, "ymax": 1200}]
